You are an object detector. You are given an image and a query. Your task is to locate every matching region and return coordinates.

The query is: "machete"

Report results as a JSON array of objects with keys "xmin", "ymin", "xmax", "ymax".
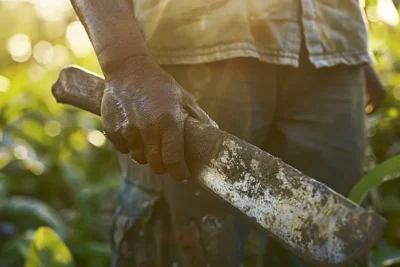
[{"xmin": 52, "ymin": 66, "xmax": 386, "ymax": 266}]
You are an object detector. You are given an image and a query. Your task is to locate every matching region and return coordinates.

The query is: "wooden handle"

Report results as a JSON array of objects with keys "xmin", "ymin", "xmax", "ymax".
[{"xmin": 52, "ymin": 66, "xmax": 104, "ymax": 116}]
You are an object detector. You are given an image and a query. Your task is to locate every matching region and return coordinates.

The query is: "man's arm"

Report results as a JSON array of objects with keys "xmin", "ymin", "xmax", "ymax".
[
  {"xmin": 70, "ymin": 0, "xmax": 148, "ymax": 76},
  {"xmin": 70, "ymin": 0, "xmax": 216, "ymax": 180}
]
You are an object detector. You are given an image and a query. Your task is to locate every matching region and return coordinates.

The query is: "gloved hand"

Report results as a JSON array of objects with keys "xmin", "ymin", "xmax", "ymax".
[
  {"xmin": 365, "ymin": 64, "xmax": 386, "ymax": 114},
  {"xmin": 101, "ymin": 57, "xmax": 216, "ymax": 180}
]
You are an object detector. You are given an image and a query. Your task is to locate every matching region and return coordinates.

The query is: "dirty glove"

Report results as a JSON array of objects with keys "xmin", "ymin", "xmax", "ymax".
[{"xmin": 101, "ymin": 57, "xmax": 216, "ymax": 180}]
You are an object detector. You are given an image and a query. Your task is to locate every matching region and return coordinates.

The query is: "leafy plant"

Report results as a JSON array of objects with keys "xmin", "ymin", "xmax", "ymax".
[
  {"xmin": 349, "ymin": 155, "xmax": 400, "ymax": 204},
  {"xmin": 25, "ymin": 227, "xmax": 75, "ymax": 267},
  {"xmin": 0, "ymin": 197, "xmax": 67, "ymax": 238}
]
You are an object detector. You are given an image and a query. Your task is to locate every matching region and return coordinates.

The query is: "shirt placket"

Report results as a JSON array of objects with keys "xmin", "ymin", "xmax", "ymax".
[{"xmin": 300, "ymin": 0, "xmax": 324, "ymax": 64}]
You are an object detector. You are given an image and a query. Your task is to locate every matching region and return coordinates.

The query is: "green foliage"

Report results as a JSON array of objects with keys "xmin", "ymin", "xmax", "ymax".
[
  {"xmin": 0, "ymin": 2, "xmax": 117, "ymax": 266},
  {"xmin": 0, "ymin": 197, "xmax": 67, "ymax": 238},
  {"xmin": 25, "ymin": 227, "xmax": 75, "ymax": 267},
  {"xmin": 0, "ymin": 230, "xmax": 34, "ymax": 267},
  {"xmin": 369, "ymin": 242, "xmax": 400, "ymax": 267},
  {"xmin": 349, "ymin": 155, "xmax": 400, "ymax": 204},
  {"xmin": 0, "ymin": 1, "xmax": 400, "ymax": 267}
]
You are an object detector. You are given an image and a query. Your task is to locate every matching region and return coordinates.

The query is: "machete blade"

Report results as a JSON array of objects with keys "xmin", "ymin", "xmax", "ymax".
[{"xmin": 191, "ymin": 126, "xmax": 386, "ymax": 265}]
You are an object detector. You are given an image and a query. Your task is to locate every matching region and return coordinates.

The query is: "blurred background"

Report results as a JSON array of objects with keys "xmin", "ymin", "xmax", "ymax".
[{"xmin": 0, "ymin": 0, "xmax": 400, "ymax": 266}]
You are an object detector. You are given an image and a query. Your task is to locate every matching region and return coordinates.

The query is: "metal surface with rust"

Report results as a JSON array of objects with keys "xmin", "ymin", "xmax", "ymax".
[
  {"xmin": 196, "ymin": 134, "xmax": 386, "ymax": 265},
  {"xmin": 52, "ymin": 66, "xmax": 386, "ymax": 266}
]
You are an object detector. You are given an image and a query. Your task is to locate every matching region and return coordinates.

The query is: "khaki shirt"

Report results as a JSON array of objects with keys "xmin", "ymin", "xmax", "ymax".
[{"xmin": 133, "ymin": 0, "xmax": 372, "ymax": 68}]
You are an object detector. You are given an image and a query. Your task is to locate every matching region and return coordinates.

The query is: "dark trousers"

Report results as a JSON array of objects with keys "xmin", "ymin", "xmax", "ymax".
[{"xmin": 111, "ymin": 55, "xmax": 366, "ymax": 267}]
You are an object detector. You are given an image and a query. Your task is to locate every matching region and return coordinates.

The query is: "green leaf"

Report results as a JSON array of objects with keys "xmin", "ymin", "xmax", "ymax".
[
  {"xmin": 25, "ymin": 227, "xmax": 75, "ymax": 267},
  {"xmin": 0, "ymin": 230, "xmax": 34, "ymax": 267},
  {"xmin": 0, "ymin": 197, "xmax": 68, "ymax": 238},
  {"xmin": 349, "ymin": 155, "xmax": 400, "ymax": 204},
  {"xmin": 69, "ymin": 242, "xmax": 111, "ymax": 258},
  {"xmin": 369, "ymin": 242, "xmax": 400, "ymax": 267}
]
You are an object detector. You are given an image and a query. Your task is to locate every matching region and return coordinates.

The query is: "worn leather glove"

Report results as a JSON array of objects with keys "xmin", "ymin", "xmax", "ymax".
[{"xmin": 101, "ymin": 57, "xmax": 216, "ymax": 180}]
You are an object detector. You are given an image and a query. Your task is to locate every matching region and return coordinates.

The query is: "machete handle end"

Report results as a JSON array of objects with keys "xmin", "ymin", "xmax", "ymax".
[{"xmin": 52, "ymin": 65, "xmax": 104, "ymax": 116}]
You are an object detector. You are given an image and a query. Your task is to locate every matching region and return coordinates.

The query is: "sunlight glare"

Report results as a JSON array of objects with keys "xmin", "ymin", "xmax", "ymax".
[
  {"xmin": 14, "ymin": 145, "xmax": 28, "ymax": 160},
  {"xmin": 0, "ymin": 75, "xmax": 11, "ymax": 92},
  {"xmin": 377, "ymin": 0, "xmax": 399, "ymax": 26},
  {"xmin": 33, "ymin": 41, "xmax": 54, "ymax": 65},
  {"xmin": 383, "ymin": 258, "xmax": 400, "ymax": 266},
  {"xmin": 387, "ymin": 107, "xmax": 399, "ymax": 118},
  {"xmin": 87, "ymin": 130, "xmax": 106, "ymax": 147},
  {"xmin": 30, "ymin": 161, "xmax": 45, "ymax": 175},
  {"xmin": 45, "ymin": 120, "xmax": 62, "ymax": 137},
  {"xmin": 22, "ymin": 158, "xmax": 33, "ymax": 170},
  {"xmin": 7, "ymin": 34, "xmax": 32, "ymax": 63},
  {"xmin": 367, "ymin": 6, "xmax": 379, "ymax": 22},
  {"xmin": 49, "ymin": 45, "xmax": 70, "ymax": 68},
  {"xmin": 66, "ymin": 21, "xmax": 93, "ymax": 58},
  {"xmin": 35, "ymin": 0, "xmax": 71, "ymax": 21}
]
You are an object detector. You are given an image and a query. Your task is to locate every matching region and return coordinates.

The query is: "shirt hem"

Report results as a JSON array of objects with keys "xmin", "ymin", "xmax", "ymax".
[
  {"xmin": 151, "ymin": 42, "xmax": 300, "ymax": 67},
  {"xmin": 151, "ymin": 42, "xmax": 373, "ymax": 68},
  {"xmin": 309, "ymin": 51, "xmax": 373, "ymax": 68}
]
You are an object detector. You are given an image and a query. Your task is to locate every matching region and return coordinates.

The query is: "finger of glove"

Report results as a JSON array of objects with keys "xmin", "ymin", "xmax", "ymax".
[
  {"xmin": 141, "ymin": 125, "xmax": 166, "ymax": 174},
  {"xmin": 161, "ymin": 120, "xmax": 190, "ymax": 180},
  {"xmin": 101, "ymin": 92, "xmax": 130, "ymax": 153},
  {"xmin": 184, "ymin": 95, "xmax": 218, "ymax": 128},
  {"xmin": 129, "ymin": 139, "xmax": 147, "ymax": 164},
  {"xmin": 105, "ymin": 130, "xmax": 130, "ymax": 154},
  {"xmin": 122, "ymin": 127, "xmax": 147, "ymax": 164},
  {"xmin": 129, "ymin": 149, "xmax": 147, "ymax": 164}
]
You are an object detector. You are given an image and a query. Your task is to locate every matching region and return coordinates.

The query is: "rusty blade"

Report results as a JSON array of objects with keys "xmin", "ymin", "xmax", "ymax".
[
  {"xmin": 52, "ymin": 66, "xmax": 386, "ymax": 266},
  {"xmin": 194, "ymin": 130, "xmax": 386, "ymax": 266}
]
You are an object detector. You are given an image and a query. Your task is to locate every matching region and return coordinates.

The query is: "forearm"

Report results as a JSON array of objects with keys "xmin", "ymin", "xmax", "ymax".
[{"xmin": 70, "ymin": 0, "xmax": 153, "ymax": 77}]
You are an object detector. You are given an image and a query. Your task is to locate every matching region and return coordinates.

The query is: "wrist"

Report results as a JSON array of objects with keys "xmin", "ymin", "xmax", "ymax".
[{"xmin": 102, "ymin": 53, "xmax": 158, "ymax": 78}]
